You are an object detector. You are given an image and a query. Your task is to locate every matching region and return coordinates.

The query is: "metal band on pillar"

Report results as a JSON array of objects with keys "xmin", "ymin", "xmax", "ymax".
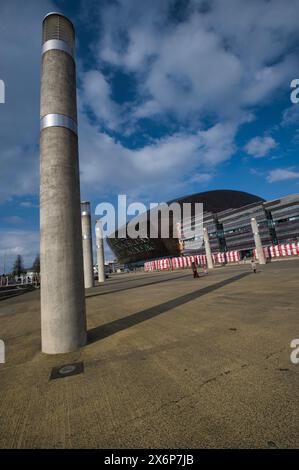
[
  {"xmin": 40, "ymin": 114, "xmax": 78, "ymax": 134},
  {"xmin": 42, "ymin": 11, "xmax": 75, "ymax": 60},
  {"xmin": 42, "ymin": 39, "xmax": 75, "ymax": 60}
]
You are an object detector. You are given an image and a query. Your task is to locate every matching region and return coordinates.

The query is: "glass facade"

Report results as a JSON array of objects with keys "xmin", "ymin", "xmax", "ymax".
[
  {"xmin": 181, "ymin": 194, "xmax": 299, "ymax": 256},
  {"xmin": 265, "ymin": 196, "xmax": 299, "ymax": 244}
]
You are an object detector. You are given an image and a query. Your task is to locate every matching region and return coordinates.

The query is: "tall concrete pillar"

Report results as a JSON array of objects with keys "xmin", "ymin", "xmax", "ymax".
[
  {"xmin": 251, "ymin": 217, "xmax": 266, "ymax": 264},
  {"xmin": 203, "ymin": 227, "xmax": 214, "ymax": 269},
  {"xmin": 40, "ymin": 12, "xmax": 86, "ymax": 354},
  {"xmin": 81, "ymin": 201, "xmax": 94, "ymax": 288},
  {"xmin": 95, "ymin": 219, "xmax": 105, "ymax": 283}
]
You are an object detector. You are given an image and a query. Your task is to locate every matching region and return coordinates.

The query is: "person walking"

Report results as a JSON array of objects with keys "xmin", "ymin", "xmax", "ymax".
[
  {"xmin": 250, "ymin": 257, "xmax": 257, "ymax": 273},
  {"xmin": 192, "ymin": 261, "xmax": 199, "ymax": 278}
]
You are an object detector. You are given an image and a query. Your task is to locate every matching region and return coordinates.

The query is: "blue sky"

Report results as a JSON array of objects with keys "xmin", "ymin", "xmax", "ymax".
[{"xmin": 0, "ymin": 0, "xmax": 299, "ymax": 270}]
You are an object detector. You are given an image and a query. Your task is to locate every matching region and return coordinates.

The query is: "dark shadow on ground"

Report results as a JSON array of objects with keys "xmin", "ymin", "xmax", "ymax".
[
  {"xmin": 102, "ymin": 272, "xmax": 172, "ymax": 286},
  {"xmin": 87, "ymin": 271, "xmax": 251, "ymax": 344},
  {"xmin": 86, "ymin": 273, "xmax": 190, "ymax": 298}
]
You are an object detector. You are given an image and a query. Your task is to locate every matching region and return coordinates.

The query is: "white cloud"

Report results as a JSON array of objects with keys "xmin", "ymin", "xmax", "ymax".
[
  {"xmin": 3, "ymin": 216, "xmax": 24, "ymax": 225},
  {"xmin": 96, "ymin": 0, "xmax": 299, "ymax": 121},
  {"xmin": 0, "ymin": 230, "xmax": 39, "ymax": 272},
  {"xmin": 244, "ymin": 136, "xmax": 277, "ymax": 158},
  {"xmin": 267, "ymin": 168, "xmax": 299, "ymax": 183},
  {"xmin": 196, "ymin": 122, "xmax": 237, "ymax": 165},
  {"xmin": 81, "ymin": 70, "xmax": 122, "ymax": 130},
  {"xmin": 0, "ymin": 146, "xmax": 39, "ymax": 203},
  {"xmin": 141, "ymin": 16, "xmax": 243, "ymax": 119},
  {"xmin": 78, "ymin": 110, "xmax": 237, "ymax": 201},
  {"xmin": 0, "ymin": 0, "xmax": 55, "ymax": 203},
  {"xmin": 132, "ymin": 99, "xmax": 162, "ymax": 120},
  {"xmin": 189, "ymin": 173, "xmax": 213, "ymax": 184},
  {"xmin": 1, "ymin": 0, "xmax": 299, "ymax": 207},
  {"xmin": 281, "ymin": 105, "xmax": 299, "ymax": 126},
  {"xmin": 19, "ymin": 201, "xmax": 39, "ymax": 209},
  {"xmin": 76, "ymin": 0, "xmax": 299, "ymax": 202},
  {"xmin": 241, "ymin": 55, "xmax": 298, "ymax": 106},
  {"xmin": 250, "ymin": 168, "xmax": 265, "ymax": 177}
]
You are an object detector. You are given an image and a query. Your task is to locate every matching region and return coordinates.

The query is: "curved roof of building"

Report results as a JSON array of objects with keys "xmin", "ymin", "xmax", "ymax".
[
  {"xmin": 171, "ymin": 189, "xmax": 264, "ymax": 213},
  {"xmin": 107, "ymin": 189, "xmax": 264, "ymax": 264}
]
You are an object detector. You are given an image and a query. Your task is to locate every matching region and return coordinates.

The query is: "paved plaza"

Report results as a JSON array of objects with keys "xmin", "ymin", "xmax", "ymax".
[{"xmin": 0, "ymin": 260, "xmax": 298, "ymax": 448}]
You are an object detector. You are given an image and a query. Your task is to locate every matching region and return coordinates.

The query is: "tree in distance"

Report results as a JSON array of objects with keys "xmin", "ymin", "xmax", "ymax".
[
  {"xmin": 12, "ymin": 255, "xmax": 25, "ymax": 277},
  {"xmin": 32, "ymin": 254, "xmax": 40, "ymax": 273}
]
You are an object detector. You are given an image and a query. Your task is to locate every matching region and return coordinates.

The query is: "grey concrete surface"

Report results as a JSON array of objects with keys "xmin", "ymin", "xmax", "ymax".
[
  {"xmin": 40, "ymin": 50, "xmax": 77, "ymax": 121},
  {"xmin": 40, "ymin": 13, "xmax": 86, "ymax": 354},
  {"xmin": 0, "ymin": 260, "xmax": 298, "ymax": 448}
]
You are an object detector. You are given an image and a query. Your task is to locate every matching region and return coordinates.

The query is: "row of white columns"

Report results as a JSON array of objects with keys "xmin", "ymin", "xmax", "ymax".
[
  {"xmin": 202, "ymin": 217, "xmax": 266, "ymax": 268},
  {"xmin": 89, "ymin": 215, "xmax": 265, "ymax": 280}
]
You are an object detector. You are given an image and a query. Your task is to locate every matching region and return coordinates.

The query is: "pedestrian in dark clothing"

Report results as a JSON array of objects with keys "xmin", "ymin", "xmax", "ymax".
[{"xmin": 192, "ymin": 261, "xmax": 199, "ymax": 278}]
